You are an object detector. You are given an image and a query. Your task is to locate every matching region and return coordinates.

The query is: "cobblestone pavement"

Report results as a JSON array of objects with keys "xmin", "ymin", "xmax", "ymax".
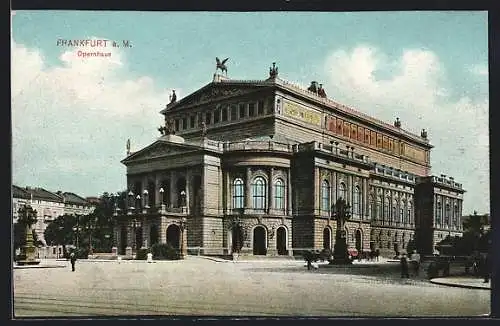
[{"xmin": 13, "ymin": 257, "xmax": 490, "ymax": 317}]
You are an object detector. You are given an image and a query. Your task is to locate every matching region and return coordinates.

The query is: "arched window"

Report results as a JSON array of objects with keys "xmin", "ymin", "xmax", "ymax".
[
  {"xmin": 453, "ymin": 204, "xmax": 459, "ymax": 228},
  {"xmin": 232, "ymin": 178, "xmax": 244, "ymax": 209},
  {"xmin": 338, "ymin": 182, "xmax": 347, "ymax": 200},
  {"xmin": 401, "ymin": 200, "xmax": 407, "ymax": 225},
  {"xmin": 274, "ymin": 179, "xmax": 285, "ymax": 209},
  {"xmin": 399, "ymin": 202, "xmax": 404, "ymax": 225},
  {"xmin": 436, "ymin": 201, "xmax": 442, "ymax": 227},
  {"xmin": 384, "ymin": 197, "xmax": 390, "ymax": 223},
  {"xmin": 368, "ymin": 195, "xmax": 374, "ymax": 220},
  {"xmin": 353, "ymin": 186, "xmax": 361, "ymax": 216},
  {"xmin": 321, "ymin": 180, "xmax": 330, "ymax": 212},
  {"xmin": 408, "ymin": 201, "xmax": 413, "ymax": 225},
  {"xmin": 376, "ymin": 195, "xmax": 382, "ymax": 221},
  {"xmin": 445, "ymin": 203, "xmax": 451, "ymax": 227},
  {"xmin": 392, "ymin": 204, "xmax": 397, "ymax": 225},
  {"xmin": 252, "ymin": 177, "xmax": 266, "ymax": 210}
]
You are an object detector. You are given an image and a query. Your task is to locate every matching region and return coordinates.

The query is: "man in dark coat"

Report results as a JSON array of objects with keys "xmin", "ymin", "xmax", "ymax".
[
  {"xmin": 400, "ymin": 253, "xmax": 409, "ymax": 278},
  {"xmin": 70, "ymin": 252, "xmax": 77, "ymax": 272}
]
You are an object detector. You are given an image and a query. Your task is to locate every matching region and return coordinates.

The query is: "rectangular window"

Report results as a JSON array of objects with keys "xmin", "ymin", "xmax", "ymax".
[
  {"xmin": 190, "ymin": 115, "xmax": 195, "ymax": 128},
  {"xmin": 222, "ymin": 107, "xmax": 228, "ymax": 121},
  {"xmin": 214, "ymin": 109, "xmax": 220, "ymax": 123},
  {"xmin": 182, "ymin": 118, "xmax": 187, "ymax": 130},
  {"xmin": 205, "ymin": 112, "xmax": 212, "ymax": 125},
  {"xmin": 175, "ymin": 119, "xmax": 180, "ymax": 131},
  {"xmin": 337, "ymin": 119, "xmax": 343, "ymax": 134},
  {"xmin": 258, "ymin": 100, "xmax": 265, "ymax": 115},
  {"xmin": 239, "ymin": 103, "xmax": 246, "ymax": 118},
  {"xmin": 230, "ymin": 105, "xmax": 237, "ymax": 120},
  {"xmin": 351, "ymin": 124, "xmax": 357, "ymax": 139},
  {"xmin": 249, "ymin": 103, "xmax": 256, "ymax": 117}
]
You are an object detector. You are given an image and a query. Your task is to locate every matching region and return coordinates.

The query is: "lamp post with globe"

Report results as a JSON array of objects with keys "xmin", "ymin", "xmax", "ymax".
[{"xmin": 331, "ymin": 197, "xmax": 352, "ymax": 265}]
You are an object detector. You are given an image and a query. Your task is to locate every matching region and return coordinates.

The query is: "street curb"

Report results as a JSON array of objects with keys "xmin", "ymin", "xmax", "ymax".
[
  {"xmin": 14, "ymin": 265, "xmax": 66, "ymax": 269},
  {"xmin": 430, "ymin": 279, "xmax": 491, "ymax": 290}
]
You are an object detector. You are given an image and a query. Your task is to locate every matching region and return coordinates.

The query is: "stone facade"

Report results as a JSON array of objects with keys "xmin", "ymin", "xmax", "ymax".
[{"xmin": 116, "ymin": 70, "xmax": 464, "ymax": 258}]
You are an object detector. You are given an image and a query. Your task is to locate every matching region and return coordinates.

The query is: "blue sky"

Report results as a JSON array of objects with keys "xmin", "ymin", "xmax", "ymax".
[{"xmin": 11, "ymin": 11, "xmax": 489, "ymax": 214}]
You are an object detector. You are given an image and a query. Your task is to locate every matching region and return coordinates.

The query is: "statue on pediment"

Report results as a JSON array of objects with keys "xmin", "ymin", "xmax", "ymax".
[
  {"xmin": 269, "ymin": 62, "xmax": 278, "ymax": 78},
  {"xmin": 318, "ymin": 83, "xmax": 327, "ymax": 98},
  {"xmin": 169, "ymin": 90, "xmax": 177, "ymax": 103},
  {"xmin": 394, "ymin": 117, "xmax": 401, "ymax": 128},
  {"xmin": 126, "ymin": 139, "xmax": 131, "ymax": 155},
  {"xmin": 216, "ymin": 57, "xmax": 229, "ymax": 75}
]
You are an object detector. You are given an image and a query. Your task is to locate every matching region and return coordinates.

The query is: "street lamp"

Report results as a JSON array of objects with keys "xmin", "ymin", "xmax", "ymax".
[
  {"xmin": 159, "ymin": 187, "xmax": 164, "ymax": 206},
  {"xmin": 128, "ymin": 191, "xmax": 135, "ymax": 210},
  {"xmin": 179, "ymin": 217, "xmax": 187, "ymax": 259},
  {"xmin": 143, "ymin": 189, "xmax": 149, "ymax": 208},
  {"xmin": 132, "ymin": 218, "xmax": 137, "ymax": 257},
  {"xmin": 331, "ymin": 197, "xmax": 352, "ymax": 264}
]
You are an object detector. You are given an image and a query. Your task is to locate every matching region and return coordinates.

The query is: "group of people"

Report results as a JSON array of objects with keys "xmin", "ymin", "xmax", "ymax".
[{"xmin": 400, "ymin": 251, "xmax": 421, "ymax": 278}]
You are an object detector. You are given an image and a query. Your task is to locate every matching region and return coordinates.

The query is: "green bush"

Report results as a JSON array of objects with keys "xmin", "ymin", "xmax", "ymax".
[
  {"xmin": 136, "ymin": 248, "xmax": 149, "ymax": 260},
  {"xmin": 151, "ymin": 243, "xmax": 180, "ymax": 260}
]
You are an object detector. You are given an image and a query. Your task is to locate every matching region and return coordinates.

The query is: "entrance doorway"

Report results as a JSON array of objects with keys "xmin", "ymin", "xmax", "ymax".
[
  {"xmin": 276, "ymin": 227, "xmax": 287, "ymax": 255},
  {"xmin": 136, "ymin": 227, "xmax": 143, "ymax": 249},
  {"xmin": 120, "ymin": 226, "xmax": 127, "ymax": 255},
  {"xmin": 150, "ymin": 225, "xmax": 159, "ymax": 246},
  {"xmin": 253, "ymin": 226, "xmax": 266, "ymax": 255},
  {"xmin": 323, "ymin": 227, "xmax": 331, "ymax": 250},
  {"xmin": 166, "ymin": 224, "xmax": 181, "ymax": 249},
  {"xmin": 355, "ymin": 229, "xmax": 362, "ymax": 252},
  {"xmin": 231, "ymin": 226, "xmax": 244, "ymax": 253}
]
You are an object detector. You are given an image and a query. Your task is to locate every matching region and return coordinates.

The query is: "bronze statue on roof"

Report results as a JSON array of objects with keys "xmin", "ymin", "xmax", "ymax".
[
  {"xmin": 269, "ymin": 62, "xmax": 278, "ymax": 78},
  {"xmin": 216, "ymin": 57, "xmax": 229, "ymax": 75}
]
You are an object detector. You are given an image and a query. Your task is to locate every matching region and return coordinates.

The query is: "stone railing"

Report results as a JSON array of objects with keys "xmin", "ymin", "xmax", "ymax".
[
  {"xmin": 294, "ymin": 141, "xmax": 372, "ymax": 165},
  {"xmin": 373, "ymin": 163, "xmax": 416, "ymax": 183}
]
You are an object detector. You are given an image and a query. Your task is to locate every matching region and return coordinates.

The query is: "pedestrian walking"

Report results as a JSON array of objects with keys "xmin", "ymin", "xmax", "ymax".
[
  {"xmin": 482, "ymin": 252, "xmax": 490, "ymax": 283},
  {"xmin": 70, "ymin": 252, "xmax": 77, "ymax": 272},
  {"xmin": 410, "ymin": 251, "xmax": 421, "ymax": 276},
  {"xmin": 400, "ymin": 252, "xmax": 409, "ymax": 278}
]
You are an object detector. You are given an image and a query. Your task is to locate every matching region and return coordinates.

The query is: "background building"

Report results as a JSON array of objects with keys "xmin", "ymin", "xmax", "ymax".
[
  {"xmin": 116, "ymin": 64, "xmax": 465, "ymax": 258},
  {"xmin": 12, "ymin": 185, "xmax": 96, "ymax": 258}
]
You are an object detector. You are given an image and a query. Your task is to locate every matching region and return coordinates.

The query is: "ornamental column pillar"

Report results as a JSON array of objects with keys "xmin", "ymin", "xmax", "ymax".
[
  {"xmin": 246, "ymin": 167, "xmax": 252, "ymax": 209},
  {"xmin": 268, "ymin": 167, "xmax": 274, "ymax": 213}
]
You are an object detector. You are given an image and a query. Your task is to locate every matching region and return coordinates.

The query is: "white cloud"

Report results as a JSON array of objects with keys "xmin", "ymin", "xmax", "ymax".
[
  {"xmin": 11, "ymin": 39, "xmax": 171, "ymax": 196},
  {"xmin": 324, "ymin": 46, "xmax": 489, "ymax": 214},
  {"xmin": 468, "ymin": 64, "xmax": 488, "ymax": 76}
]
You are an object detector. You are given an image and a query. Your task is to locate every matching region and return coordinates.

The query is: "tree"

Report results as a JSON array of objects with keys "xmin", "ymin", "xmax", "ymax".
[
  {"xmin": 44, "ymin": 214, "xmax": 78, "ymax": 255},
  {"xmin": 463, "ymin": 211, "xmax": 489, "ymax": 236}
]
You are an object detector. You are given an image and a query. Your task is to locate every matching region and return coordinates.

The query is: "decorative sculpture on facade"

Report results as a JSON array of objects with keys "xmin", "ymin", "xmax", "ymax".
[
  {"xmin": 394, "ymin": 117, "xmax": 401, "ymax": 128},
  {"xmin": 216, "ymin": 57, "xmax": 229, "ymax": 75},
  {"xmin": 269, "ymin": 62, "xmax": 278, "ymax": 78},
  {"xmin": 169, "ymin": 90, "xmax": 177, "ymax": 103},
  {"xmin": 421, "ymin": 128, "xmax": 428, "ymax": 139},
  {"xmin": 126, "ymin": 138, "xmax": 131, "ymax": 155},
  {"xmin": 317, "ymin": 83, "xmax": 327, "ymax": 98},
  {"xmin": 307, "ymin": 81, "xmax": 319, "ymax": 93}
]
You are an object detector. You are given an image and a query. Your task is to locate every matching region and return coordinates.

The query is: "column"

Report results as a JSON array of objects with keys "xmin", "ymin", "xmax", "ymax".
[
  {"xmin": 154, "ymin": 173, "xmax": 161, "ymax": 208},
  {"xmin": 363, "ymin": 178, "xmax": 368, "ymax": 221},
  {"xmin": 287, "ymin": 168, "xmax": 292, "ymax": 215},
  {"xmin": 141, "ymin": 218, "xmax": 148, "ymax": 249},
  {"xmin": 170, "ymin": 171, "xmax": 176, "ymax": 208},
  {"xmin": 160, "ymin": 216, "xmax": 167, "ymax": 243},
  {"xmin": 246, "ymin": 167, "xmax": 252, "ymax": 209},
  {"xmin": 112, "ymin": 225, "xmax": 119, "ymax": 255},
  {"xmin": 314, "ymin": 167, "xmax": 320, "ymax": 215},
  {"xmin": 225, "ymin": 170, "xmax": 230, "ymax": 214},
  {"xmin": 268, "ymin": 167, "xmax": 274, "ymax": 213},
  {"xmin": 185, "ymin": 169, "xmax": 191, "ymax": 214},
  {"xmin": 126, "ymin": 222, "xmax": 133, "ymax": 256}
]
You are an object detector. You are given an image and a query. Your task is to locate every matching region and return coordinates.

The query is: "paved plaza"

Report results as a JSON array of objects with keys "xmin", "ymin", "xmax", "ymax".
[{"xmin": 13, "ymin": 257, "xmax": 490, "ymax": 317}]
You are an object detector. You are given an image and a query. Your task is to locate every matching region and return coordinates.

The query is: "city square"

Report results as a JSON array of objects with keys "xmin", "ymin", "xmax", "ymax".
[
  {"xmin": 13, "ymin": 257, "xmax": 490, "ymax": 317},
  {"xmin": 12, "ymin": 10, "xmax": 491, "ymax": 320}
]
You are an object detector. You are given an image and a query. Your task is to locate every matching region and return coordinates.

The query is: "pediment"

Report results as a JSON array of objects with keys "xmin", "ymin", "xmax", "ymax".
[
  {"xmin": 122, "ymin": 141, "xmax": 199, "ymax": 164},
  {"xmin": 164, "ymin": 82, "xmax": 271, "ymax": 112}
]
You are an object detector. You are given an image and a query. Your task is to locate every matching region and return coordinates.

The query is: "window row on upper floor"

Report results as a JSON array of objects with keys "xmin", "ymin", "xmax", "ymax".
[
  {"xmin": 173, "ymin": 98, "xmax": 275, "ymax": 133},
  {"xmin": 232, "ymin": 176, "xmax": 286, "ymax": 211}
]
